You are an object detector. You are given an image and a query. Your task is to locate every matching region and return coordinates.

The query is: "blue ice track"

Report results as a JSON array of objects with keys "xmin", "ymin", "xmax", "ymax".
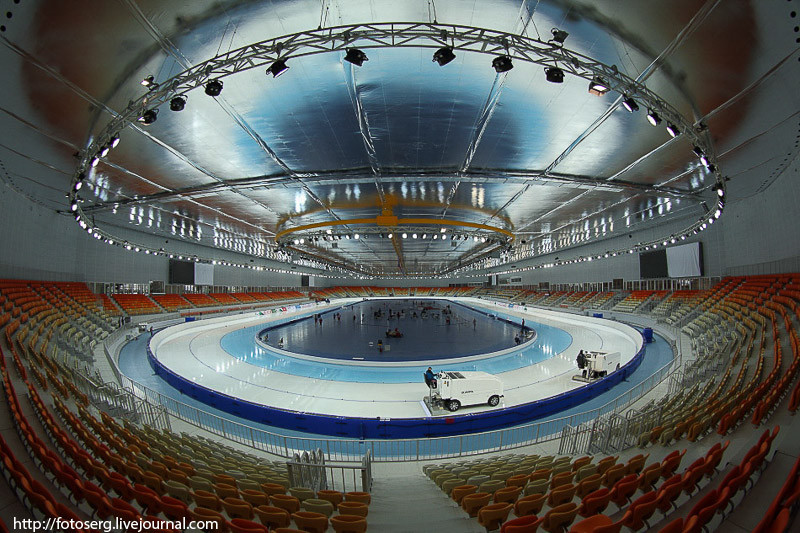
[
  {"xmin": 218, "ymin": 300, "xmax": 572, "ymax": 383},
  {"xmin": 247, "ymin": 299, "xmax": 530, "ymax": 361}
]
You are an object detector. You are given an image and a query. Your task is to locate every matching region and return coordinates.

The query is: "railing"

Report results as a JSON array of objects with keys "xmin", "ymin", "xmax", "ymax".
[
  {"xmin": 287, "ymin": 449, "xmax": 373, "ymax": 493},
  {"xmin": 102, "ymin": 301, "xmax": 682, "ymax": 463}
]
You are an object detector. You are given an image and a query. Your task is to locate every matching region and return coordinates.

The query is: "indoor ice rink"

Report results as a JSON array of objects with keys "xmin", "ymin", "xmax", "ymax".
[{"xmin": 1, "ymin": 1, "xmax": 800, "ymax": 533}]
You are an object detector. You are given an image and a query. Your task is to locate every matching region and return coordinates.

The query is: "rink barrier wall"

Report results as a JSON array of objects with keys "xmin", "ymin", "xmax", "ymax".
[{"xmin": 147, "ymin": 323, "xmax": 645, "ymax": 439}]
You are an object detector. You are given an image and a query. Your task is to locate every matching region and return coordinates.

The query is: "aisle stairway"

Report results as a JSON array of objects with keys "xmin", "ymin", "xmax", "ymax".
[{"xmin": 365, "ymin": 472, "xmax": 484, "ymax": 532}]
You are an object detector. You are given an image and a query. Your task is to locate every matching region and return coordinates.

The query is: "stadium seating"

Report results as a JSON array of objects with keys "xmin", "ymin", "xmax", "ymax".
[{"xmin": 2, "ymin": 274, "xmax": 800, "ymax": 532}]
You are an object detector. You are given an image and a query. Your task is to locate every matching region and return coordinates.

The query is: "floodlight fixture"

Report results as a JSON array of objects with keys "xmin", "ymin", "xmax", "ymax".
[
  {"xmin": 432, "ymin": 46, "xmax": 456, "ymax": 66},
  {"xmin": 545, "ymin": 66, "xmax": 564, "ymax": 83},
  {"xmin": 646, "ymin": 109, "xmax": 662, "ymax": 126},
  {"xmin": 344, "ymin": 48, "xmax": 368, "ymax": 66},
  {"xmin": 550, "ymin": 28, "xmax": 569, "ymax": 44},
  {"xmin": 666, "ymin": 123, "xmax": 680, "ymax": 138},
  {"xmin": 267, "ymin": 59, "xmax": 289, "ymax": 77},
  {"xmin": 170, "ymin": 95, "xmax": 186, "ymax": 111},
  {"xmin": 588, "ymin": 77, "xmax": 610, "ymax": 95},
  {"xmin": 204, "ymin": 79, "xmax": 223, "ymax": 97},
  {"xmin": 492, "ymin": 55, "xmax": 513, "ymax": 73},
  {"xmin": 141, "ymin": 75, "xmax": 158, "ymax": 90},
  {"xmin": 622, "ymin": 97, "xmax": 639, "ymax": 113},
  {"xmin": 138, "ymin": 109, "xmax": 158, "ymax": 125}
]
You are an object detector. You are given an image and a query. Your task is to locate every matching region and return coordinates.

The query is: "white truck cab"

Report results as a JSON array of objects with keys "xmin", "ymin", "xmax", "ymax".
[{"xmin": 433, "ymin": 371, "xmax": 504, "ymax": 412}]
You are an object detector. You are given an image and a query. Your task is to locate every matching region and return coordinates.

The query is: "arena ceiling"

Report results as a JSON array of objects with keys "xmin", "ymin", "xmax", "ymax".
[{"xmin": 0, "ymin": 1, "xmax": 798, "ymax": 277}]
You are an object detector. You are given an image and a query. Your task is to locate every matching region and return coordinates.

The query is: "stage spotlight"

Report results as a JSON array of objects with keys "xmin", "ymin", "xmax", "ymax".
[
  {"xmin": 141, "ymin": 75, "xmax": 158, "ymax": 90},
  {"xmin": 544, "ymin": 66, "xmax": 564, "ymax": 83},
  {"xmin": 433, "ymin": 234, "xmax": 438, "ymax": 240},
  {"xmin": 170, "ymin": 95, "xmax": 186, "ymax": 111},
  {"xmin": 622, "ymin": 97, "xmax": 639, "ymax": 113},
  {"xmin": 402, "ymin": 233, "xmax": 407, "ymax": 239},
  {"xmin": 388, "ymin": 233, "xmax": 393, "ymax": 239},
  {"xmin": 344, "ymin": 48, "xmax": 368, "ymax": 66},
  {"xmin": 267, "ymin": 59, "xmax": 289, "ymax": 77},
  {"xmin": 666, "ymin": 123, "xmax": 680, "ymax": 137},
  {"xmin": 412, "ymin": 233, "xmax": 417, "ymax": 239},
  {"xmin": 550, "ymin": 28, "xmax": 569, "ymax": 44},
  {"xmin": 70, "ymin": 202, "xmax": 78, "ymax": 212},
  {"xmin": 646, "ymin": 110, "xmax": 662, "ymax": 126},
  {"xmin": 138, "ymin": 109, "xmax": 158, "ymax": 125},
  {"xmin": 588, "ymin": 77, "xmax": 610, "ymax": 95},
  {"xmin": 90, "ymin": 156, "xmax": 99, "ymax": 167},
  {"xmin": 717, "ymin": 187, "xmax": 725, "ymax": 198},
  {"xmin": 433, "ymin": 47, "xmax": 456, "ymax": 66},
  {"xmin": 204, "ymin": 79, "xmax": 223, "ymax": 97},
  {"xmin": 354, "ymin": 233, "xmax": 360, "ymax": 239},
  {"xmin": 492, "ymin": 55, "xmax": 513, "ymax": 73},
  {"xmin": 110, "ymin": 135, "xmax": 120, "ymax": 148},
  {"xmin": 99, "ymin": 145, "xmax": 110, "ymax": 158},
  {"xmin": 693, "ymin": 145, "xmax": 704, "ymax": 157},
  {"xmin": 422, "ymin": 233, "xmax": 427, "ymax": 239}
]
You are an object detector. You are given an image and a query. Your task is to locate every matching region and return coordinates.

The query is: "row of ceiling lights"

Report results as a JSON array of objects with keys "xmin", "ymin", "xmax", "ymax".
[
  {"xmin": 70, "ymin": 217, "xmax": 352, "ymax": 277},
  {"xmin": 473, "ymin": 187, "xmax": 726, "ymax": 275},
  {"xmin": 283, "ymin": 229, "xmax": 506, "ymax": 245}
]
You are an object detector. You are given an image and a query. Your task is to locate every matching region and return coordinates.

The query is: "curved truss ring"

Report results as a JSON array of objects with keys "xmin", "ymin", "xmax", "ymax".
[{"xmin": 68, "ymin": 21, "xmax": 726, "ymax": 277}]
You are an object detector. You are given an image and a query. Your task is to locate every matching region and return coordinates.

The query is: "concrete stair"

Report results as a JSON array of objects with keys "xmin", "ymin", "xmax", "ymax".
[{"xmin": 366, "ymin": 472, "xmax": 485, "ymax": 533}]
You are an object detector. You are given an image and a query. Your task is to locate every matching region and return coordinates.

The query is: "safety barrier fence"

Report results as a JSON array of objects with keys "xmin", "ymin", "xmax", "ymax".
[
  {"xmin": 107, "ymin": 348, "xmax": 679, "ymax": 462},
  {"xmin": 286, "ymin": 449, "xmax": 373, "ymax": 493}
]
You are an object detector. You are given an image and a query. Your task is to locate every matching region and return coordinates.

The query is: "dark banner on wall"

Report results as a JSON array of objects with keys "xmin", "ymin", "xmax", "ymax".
[{"xmin": 168, "ymin": 259, "xmax": 194, "ymax": 285}]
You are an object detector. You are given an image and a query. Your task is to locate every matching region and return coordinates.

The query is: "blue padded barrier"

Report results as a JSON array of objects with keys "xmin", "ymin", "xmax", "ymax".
[{"xmin": 147, "ymin": 332, "xmax": 646, "ymax": 439}]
